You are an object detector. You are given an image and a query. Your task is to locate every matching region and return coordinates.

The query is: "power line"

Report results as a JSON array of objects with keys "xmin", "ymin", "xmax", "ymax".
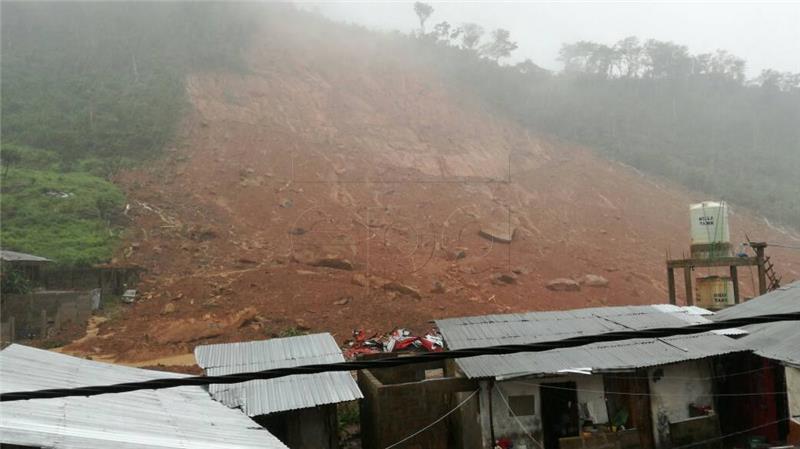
[
  {"xmin": 519, "ymin": 382, "xmax": 787, "ymax": 398},
  {"xmin": 768, "ymin": 242, "xmax": 800, "ymax": 250},
  {"xmin": 2, "ymin": 311, "xmax": 799, "ymax": 402},
  {"xmin": 383, "ymin": 389, "xmax": 478, "ymax": 449}
]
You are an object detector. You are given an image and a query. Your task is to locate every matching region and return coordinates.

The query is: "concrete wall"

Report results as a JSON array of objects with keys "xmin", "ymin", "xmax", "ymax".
[
  {"xmin": 787, "ymin": 366, "xmax": 800, "ymax": 419},
  {"xmin": 647, "ymin": 360, "xmax": 715, "ymax": 449},
  {"xmin": 0, "ymin": 291, "xmax": 92, "ymax": 340},
  {"xmin": 359, "ymin": 363, "xmax": 459, "ymax": 449},
  {"xmin": 484, "ymin": 375, "xmax": 608, "ymax": 449}
]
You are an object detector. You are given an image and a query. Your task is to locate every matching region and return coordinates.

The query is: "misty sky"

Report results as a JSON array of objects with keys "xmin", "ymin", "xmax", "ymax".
[{"xmin": 307, "ymin": 1, "xmax": 800, "ymax": 78}]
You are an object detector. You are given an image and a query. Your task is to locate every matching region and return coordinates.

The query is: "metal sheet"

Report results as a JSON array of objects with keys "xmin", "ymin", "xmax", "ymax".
[
  {"xmin": 437, "ymin": 304, "xmax": 749, "ymax": 379},
  {"xmin": 194, "ymin": 333, "xmax": 362, "ymax": 416},
  {"xmin": 0, "ymin": 344, "xmax": 287, "ymax": 449},
  {"xmin": 738, "ymin": 321, "xmax": 800, "ymax": 367},
  {"xmin": 437, "ymin": 305, "xmax": 713, "ymax": 350},
  {"xmin": 0, "ymin": 249, "xmax": 51, "ymax": 262},
  {"xmin": 454, "ymin": 332, "xmax": 745, "ymax": 379},
  {"xmin": 712, "ymin": 281, "xmax": 800, "ymax": 320}
]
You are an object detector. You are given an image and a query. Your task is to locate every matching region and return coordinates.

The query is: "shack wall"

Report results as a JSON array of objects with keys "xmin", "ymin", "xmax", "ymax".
[
  {"xmin": 0, "ymin": 291, "xmax": 92, "ymax": 340},
  {"xmin": 487, "ymin": 375, "xmax": 608, "ymax": 448},
  {"xmin": 648, "ymin": 360, "xmax": 715, "ymax": 449},
  {"xmin": 359, "ymin": 366, "xmax": 456, "ymax": 449},
  {"xmin": 787, "ymin": 366, "xmax": 800, "ymax": 419}
]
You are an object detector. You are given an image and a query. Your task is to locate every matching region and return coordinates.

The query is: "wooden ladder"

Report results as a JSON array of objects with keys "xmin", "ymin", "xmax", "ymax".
[{"xmin": 764, "ymin": 255, "xmax": 781, "ymax": 291}]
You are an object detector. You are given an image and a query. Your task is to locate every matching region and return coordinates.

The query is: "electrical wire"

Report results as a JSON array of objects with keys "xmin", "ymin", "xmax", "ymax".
[
  {"xmin": 2, "ymin": 311, "xmax": 799, "ymax": 402},
  {"xmin": 768, "ymin": 243, "xmax": 800, "ymax": 250},
  {"xmin": 383, "ymin": 389, "xmax": 479, "ymax": 449},
  {"xmin": 671, "ymin": 417, "xmax": 789, "ymax": 449},
  {"xmin": 517, "ymin": 382, "xmax": 787, "ymax": 398},
  {"xmin": 599, "ymin": 364, "xmax": 776, "ymax": 382}
]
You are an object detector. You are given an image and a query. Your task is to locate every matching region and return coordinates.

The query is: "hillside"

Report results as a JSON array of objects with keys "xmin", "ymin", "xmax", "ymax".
[{"xmin": 62, "ymin": 10, "xmax": 800, "ymax": 362}]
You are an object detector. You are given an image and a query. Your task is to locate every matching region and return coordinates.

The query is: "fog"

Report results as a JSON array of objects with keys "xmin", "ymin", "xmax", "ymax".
[{"xmin": 309, "ymin": 1, "xmax": 800, "ymax": 78}]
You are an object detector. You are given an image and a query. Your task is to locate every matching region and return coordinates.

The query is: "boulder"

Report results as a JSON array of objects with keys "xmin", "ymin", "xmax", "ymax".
[
  {"xmin": 383, "ymin": 282, "xmax": 422, "ymax": 299},
  {"xmin": 479, "ymin": 224, "xmax": 516, "ymax": 244},
  {"xmin": 546, "ymin": 278, "xmax": 581, "ymax": 292},
  {"xmin": 491, "ymin": 272, "xmax": 518, "ymax": 285},
  {"xmin": 309, "ymin": 257, "xmax": 354, "ymax": 271},
  {"xmin": 351, "ymin": 273, "xmax": 369, "ymax": 287},
  {"xmin": 580, "ymin": 274, "xmax": 610, "ymax": 288},
  {"xmin": 431, "ymin": 280, "xmax": 446, "ymax": 294}
]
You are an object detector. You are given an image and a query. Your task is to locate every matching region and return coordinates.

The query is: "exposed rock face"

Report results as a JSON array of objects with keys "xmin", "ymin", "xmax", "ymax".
[
  {"xmin": 580, "ymin": 274, "xmax": 609, "ymax": 287},
  {"xmin": 546, "ymin": 278, "xmax": 581, "ymax": 292}
]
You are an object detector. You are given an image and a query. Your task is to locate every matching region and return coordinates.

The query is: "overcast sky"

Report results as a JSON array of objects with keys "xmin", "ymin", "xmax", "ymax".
[{"xmin": 305, "ymin": 1, "xmax": 800, "ymax": 78}]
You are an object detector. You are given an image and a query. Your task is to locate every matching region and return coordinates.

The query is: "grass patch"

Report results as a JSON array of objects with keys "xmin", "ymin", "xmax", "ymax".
[{"xmin": 0, "ymin": 164, "xmax": 125, "ymax": 266}]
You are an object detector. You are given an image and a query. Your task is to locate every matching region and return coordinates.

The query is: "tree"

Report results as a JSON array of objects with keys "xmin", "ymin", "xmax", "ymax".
[
  {"xmin": 480, "ymin": 28, "xmax": 518, "ymax": 61},
  {"xmin": 457, "ymin": 23, "xmax": 484, "ymax": 50},
  {"xmin": 432, "ymin": 21, "xmax": 452, "ymax": 43},
  {"xmin": 1, "ymin": 146, "xmax": 22, "ymax": 175},
  {"xmin": 413, "ymin": 2, "xmax": 434, "ymax": 34},
  {"xmin": 614, "ymin": 36, "xmax": 643, "ymax": 78},
  {"xmin": 643, "ymin": 39, "xmax": 692, "ymax": 79}
]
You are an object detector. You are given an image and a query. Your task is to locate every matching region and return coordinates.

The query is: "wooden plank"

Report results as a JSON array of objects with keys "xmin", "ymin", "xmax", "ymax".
[
  {"xmin": 667, "ymin": 257, "xmax": 758, "ymax": 269},
  {"xmin": 683, "ymin": 266, "xmax": 694, "ymax": 306},
  {"xmin": 730, "ymin": 266, "xmax": 740, "ymax": 304},
  {"xmin": 755, "ymin": 245, "xmax": 768, "ymax": 295},
  {"xmin": 667, "ymin": 268, "xmax": 676, "ymax": 305}
]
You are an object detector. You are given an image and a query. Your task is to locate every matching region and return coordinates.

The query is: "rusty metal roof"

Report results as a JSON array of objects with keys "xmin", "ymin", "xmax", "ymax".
[
  {"xmin": 194, "ymin": 333, "xmax": 362, "ymax": 416},
  {"xmin": 437, "ymin": 305, "xmax": 748, "ymax": 379},
  {"xmin": 0, "ymin": 344, "xmax": 286, "ymax": 449}
]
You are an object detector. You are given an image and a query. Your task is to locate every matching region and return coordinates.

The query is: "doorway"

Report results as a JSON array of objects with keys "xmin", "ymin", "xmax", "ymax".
[{"xmin": 540, "ymin": 381, "xmax": 579, "ymax": 449}]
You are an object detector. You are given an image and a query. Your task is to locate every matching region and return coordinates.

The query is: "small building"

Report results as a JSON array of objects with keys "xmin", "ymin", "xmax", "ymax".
[
  {"xmin": 0, "ymin": 344, "xmax": 287, "ymax": 449},
  {"xmin": 712, "ymin": 281, "xmax": 800, "ymax": 446},
  {"xmin": 1, "ymin": 249, "xmax": 51, "ymax": 289},
  {"xmin": 195, "ymin": 333, "xmax": 363, "ymax": 449},
  {"xmin": 435, "ymin": 305, "xmax": 748, "ymax": 449}
]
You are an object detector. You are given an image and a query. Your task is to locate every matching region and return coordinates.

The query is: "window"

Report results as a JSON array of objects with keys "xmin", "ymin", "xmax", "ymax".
[{"xmin": 507, "ymin": 394, "xmax": 536, "ymax": 416}]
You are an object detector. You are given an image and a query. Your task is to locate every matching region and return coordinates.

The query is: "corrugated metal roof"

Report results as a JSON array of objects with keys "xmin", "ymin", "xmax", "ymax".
[
  {"xmin": 437, "ymin": 305, "xmax": 749, "ymax": 379},
  {"xmin": 194, "ymin": 333, "xmax": 362, "ymax": 416},
  {"xmin": 0, "ymin": 344, "xmax": 287, "ymax": 449},
  {"xmin": 0, "ymin": 249, "xmax": 51, "ymax": 262},
  {"xmin": 454, "ymin": 332, "xmax": 745, "ymax": 379},
  {"xmin": 437, "ymin": 305, "xmax": 716, "ymax": 350},
  {"xmin": 737, "ymin": 321, "xmax": 800, "ymax": 368},
  {"xmin": 712, "ymin": 281, "xmax": 800, "ymax": 320}
]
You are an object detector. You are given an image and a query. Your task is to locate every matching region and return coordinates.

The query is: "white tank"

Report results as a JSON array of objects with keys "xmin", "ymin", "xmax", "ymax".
[{"xmin": 690, "ymin": 201, "xmax": 730, "ymax": 245}]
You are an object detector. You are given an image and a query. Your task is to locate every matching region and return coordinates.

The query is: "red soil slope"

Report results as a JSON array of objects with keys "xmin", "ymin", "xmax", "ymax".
[{"xmin": 65, "ymin": 14, "xmax": 800, "ymax": 362}]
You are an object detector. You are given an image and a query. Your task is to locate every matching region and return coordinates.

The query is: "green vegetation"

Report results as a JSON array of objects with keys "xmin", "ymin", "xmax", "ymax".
[
  {"xmin": 1, "ymin": 2, "xmax": 258, "ymax": 265},
  {"xmin": 1, "ymin": 146, "xmax": 125, "ymax": 265},
  {"xmin": 408, "ymin": 4, "xmax": 800, "ymax": 226}
]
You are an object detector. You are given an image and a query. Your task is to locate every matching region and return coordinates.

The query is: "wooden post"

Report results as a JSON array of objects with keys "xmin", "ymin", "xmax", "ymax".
[
  {"xmin": 478, "ymin": 381, "xmax": 493, "ymax": 449},
  {"xmin": 730, "ymin": 266, "xmax": 740, "ymax": 304},
  {"xmin": 40, "ymin": 309, "xmax": 48, "ymax": 339},
  {"xmin": 753, "ymin": 243, "xmax": 768, "ymax": 295},
  {"xmin": 683, "ymin": 266, "xmax": 694, "ymax": 306},
  {"xmin": 667, "ymin": 268, "xmax": 676, "ymax": 305}
]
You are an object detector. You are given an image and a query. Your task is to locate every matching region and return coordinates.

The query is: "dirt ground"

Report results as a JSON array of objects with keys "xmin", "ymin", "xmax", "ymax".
[{"xmin": 62, "ymin": 15, "xmax": 800, "ymax": 363}]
